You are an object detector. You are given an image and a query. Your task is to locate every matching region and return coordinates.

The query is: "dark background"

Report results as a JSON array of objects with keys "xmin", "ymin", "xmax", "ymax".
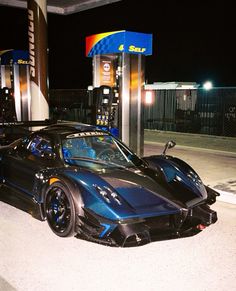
[{"xmin": 0, "ymin": 0, "xmax": 235, "ymax": 89}]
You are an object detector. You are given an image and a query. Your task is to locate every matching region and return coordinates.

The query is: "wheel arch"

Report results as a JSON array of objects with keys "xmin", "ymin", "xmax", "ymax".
[{"xmin": 40, "ymin": 173, "xmax": 84, "ymax": 219}]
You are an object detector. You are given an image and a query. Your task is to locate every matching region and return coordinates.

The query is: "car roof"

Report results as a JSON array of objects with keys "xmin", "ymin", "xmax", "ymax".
[{"xmin": 40, "ymin": 121, "xmax": 100, "ymax": 136}]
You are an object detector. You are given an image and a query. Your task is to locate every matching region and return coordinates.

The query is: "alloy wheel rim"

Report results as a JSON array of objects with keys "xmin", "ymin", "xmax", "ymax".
[{"xmin": 46, "ymin": 187, "xmax": 71, "ymax": 233}]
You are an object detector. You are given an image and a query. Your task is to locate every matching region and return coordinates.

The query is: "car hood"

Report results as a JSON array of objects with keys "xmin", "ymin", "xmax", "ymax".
[
  {"xmin": 100, "ymin": 168, "xmax": 176, "ymax": 211},
  {"xmin": 64, "ymin": 167, "xmax": 180, "ymax": 220}
]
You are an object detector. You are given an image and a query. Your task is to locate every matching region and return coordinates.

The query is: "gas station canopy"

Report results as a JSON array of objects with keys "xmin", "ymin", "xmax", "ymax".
[{"xmin": 0, "ymin": 0, "xmax": 121, "ymax": 14}]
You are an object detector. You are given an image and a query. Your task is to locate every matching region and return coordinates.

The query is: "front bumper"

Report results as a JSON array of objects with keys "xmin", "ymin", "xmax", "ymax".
[{"xmin": 75, "ymin": 204, "xmax": 218, "ymax": 247}]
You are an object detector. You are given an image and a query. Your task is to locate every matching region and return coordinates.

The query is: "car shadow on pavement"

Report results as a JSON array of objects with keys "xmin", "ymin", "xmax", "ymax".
[{"xmin": 0, "ymin": 276, "xmax": 17, "ymax": 291}]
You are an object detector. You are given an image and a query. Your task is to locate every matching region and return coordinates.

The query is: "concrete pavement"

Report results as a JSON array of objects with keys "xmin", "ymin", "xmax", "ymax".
[{"xmin": 1, "ymin": 200, "xmax": 236, "ymax": 291}]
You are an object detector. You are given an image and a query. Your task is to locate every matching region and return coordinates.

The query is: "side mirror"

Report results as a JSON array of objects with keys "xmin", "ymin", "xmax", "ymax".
[{"xmin": 162, "ymin": 140, "xmax": 176, "ymax": 156}]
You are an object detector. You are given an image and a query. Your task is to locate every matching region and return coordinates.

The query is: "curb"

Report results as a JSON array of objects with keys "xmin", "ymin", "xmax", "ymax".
[
  {"xmin": 214, "ymin": 189, "xmax": 236, "ymax": 205},
  {"xmin": 144, "ymin": 141, "xmax": 236, "ymax": 156}
]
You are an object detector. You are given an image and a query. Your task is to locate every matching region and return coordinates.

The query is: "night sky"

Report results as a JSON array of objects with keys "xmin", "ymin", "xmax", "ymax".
[{"xmin": 0, "ymin": 0, "xmax": 235, "ymax": 89}]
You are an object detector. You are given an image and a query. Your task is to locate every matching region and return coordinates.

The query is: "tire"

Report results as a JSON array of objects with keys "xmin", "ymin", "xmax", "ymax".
[{"xmin": 44, "ymin": 181, "xmax": 76, "ymax": 237}]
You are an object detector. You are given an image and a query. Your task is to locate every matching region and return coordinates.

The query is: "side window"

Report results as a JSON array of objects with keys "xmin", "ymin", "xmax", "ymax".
[{"xmin": 27, "ymin": 135, "xmax": 54, "ymax": 159}]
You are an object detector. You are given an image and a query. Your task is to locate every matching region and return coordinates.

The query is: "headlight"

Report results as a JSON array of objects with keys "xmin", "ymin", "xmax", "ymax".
[{"xmin": 187, "ymin": 170, "xmax": 203, "ymax": 186}]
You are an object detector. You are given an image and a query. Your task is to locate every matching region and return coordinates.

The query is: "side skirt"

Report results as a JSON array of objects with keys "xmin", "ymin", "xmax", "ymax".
[{"xmin": 0, "ymin": 184, "xmax": 44, "ymax": 221}]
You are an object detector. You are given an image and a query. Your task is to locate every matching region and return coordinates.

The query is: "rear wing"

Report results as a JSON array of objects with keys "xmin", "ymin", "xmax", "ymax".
[{"xmin": 0, "ymin": 120, "xmax": 56, "ymax": 145}]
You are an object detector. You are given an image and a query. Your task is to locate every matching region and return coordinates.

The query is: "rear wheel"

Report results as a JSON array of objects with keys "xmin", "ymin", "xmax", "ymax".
[{"xmin": 44, "ymin": 181, "xmax": 76, "ymax": 237}]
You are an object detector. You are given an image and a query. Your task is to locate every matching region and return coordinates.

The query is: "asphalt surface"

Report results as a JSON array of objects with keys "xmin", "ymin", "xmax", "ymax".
[{"xmin": 1, "ymin": 142, "xmax": 236, "ymax": 291}]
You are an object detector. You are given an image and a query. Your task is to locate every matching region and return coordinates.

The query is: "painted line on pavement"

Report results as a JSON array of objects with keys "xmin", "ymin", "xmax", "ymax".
[{"xmin": 215, "ymin": 189, "xmax": 236, "ymax": 204}]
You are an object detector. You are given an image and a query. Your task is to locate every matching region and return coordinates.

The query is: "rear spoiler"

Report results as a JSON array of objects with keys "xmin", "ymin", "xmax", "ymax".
[
  {"xmin": 0, "ymin": 119, "xmax": 57, "ymax": 145},
  {"xmin": 0, "ymin": 119, "xmax": 56, "ymax": 128}
]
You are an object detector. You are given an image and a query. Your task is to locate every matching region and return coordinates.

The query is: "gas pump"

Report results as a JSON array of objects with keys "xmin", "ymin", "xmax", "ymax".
[
  {"xmin": 0, "ymin": 87, "xmax": 17, "ymax": 122},
  {"xmin": 92, "ymin": 85, "xmax": 119, "ymax": 137},
  {"xmin": 86, "ymin": 30, "xmax": 153, "ymax": 156},
  {"xmin": 0, "ymin": 50, "xmax": 31, "ymax": 122}
]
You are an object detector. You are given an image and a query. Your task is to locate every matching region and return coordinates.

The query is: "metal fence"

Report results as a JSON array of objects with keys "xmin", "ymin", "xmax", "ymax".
[
  {"xmin": 144, "ymin": 88, "xmax": 236, "ymax": 137},
  {"xmin": 49, "ymin": 89, "xmax": 91, "ymax": 123},
  {"xmin": 49, "ymin": 88, "xmax": 236, "ymax": 138}
]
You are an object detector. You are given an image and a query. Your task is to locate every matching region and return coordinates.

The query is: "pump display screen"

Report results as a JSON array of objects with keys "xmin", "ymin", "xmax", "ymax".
[{"xmin": 103, "ymin": 88, "xmax": 110, "ymax": 94}]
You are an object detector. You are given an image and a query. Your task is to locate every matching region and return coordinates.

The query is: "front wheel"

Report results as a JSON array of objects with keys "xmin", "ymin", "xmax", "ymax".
[{"xmin": 44, "ymin": 181, "xmax": 76, "ymax": 237}]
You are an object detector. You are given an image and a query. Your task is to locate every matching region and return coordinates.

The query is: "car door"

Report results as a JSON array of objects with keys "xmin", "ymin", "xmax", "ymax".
[{"xmin": 2, "ymin": 133, "xmax": 58, "ymax": 196}]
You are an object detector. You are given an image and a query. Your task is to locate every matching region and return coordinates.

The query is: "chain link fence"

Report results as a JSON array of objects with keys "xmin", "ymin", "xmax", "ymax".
[
  {"xmin": 144, "ymin": 88, "xmax": 236, "ymax": 137},
  {"xmin": 49, "ymin": 88, "xmax": 236, "ymax": 138},
  {"xmin": 49, "ymin": 89, "xmax": 91, "ymax": 123}
]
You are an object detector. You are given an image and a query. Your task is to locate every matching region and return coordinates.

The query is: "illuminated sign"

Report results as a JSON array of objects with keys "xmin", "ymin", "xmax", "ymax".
[
  {"xmin": 0, "ymin": 50, "xmax": 29, "ymax": 65},
  {"xmin": 99, "ymin": 55, "xmax": 116, "ymax": 87},
  {"xmin": 86, "ymin": 30, "xmax": 152, "ymax": 57},
  {"xmin": 28, "ymin": 9, "xmax": 35, "ymax": 77},
  {"xmin": 18, "ymin": 59, "xmax": 29, "ymax": 65}
]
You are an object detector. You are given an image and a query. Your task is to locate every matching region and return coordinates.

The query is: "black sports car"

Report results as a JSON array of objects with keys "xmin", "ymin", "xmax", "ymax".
[{"xmin": 0, "ymin": 122, "xmax": 219, "ymax": 247}]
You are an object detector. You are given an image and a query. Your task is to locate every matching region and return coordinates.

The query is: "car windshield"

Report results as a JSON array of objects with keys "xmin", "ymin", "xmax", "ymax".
[{"xmin": 62, "ymin": 133, "xmax": 141, "ymax": 170}]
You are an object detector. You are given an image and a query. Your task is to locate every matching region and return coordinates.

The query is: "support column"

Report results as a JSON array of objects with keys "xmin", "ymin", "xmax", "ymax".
[
  {"xmin": 27, "ymin": 0, "xmax": 49, "ymax": 121},
  {"xmin": 0, "ymin": 66, "xmax": 11, "ymax": 88},
  {"xmin": 13, "ymin": 64, "xmax": 31, "ymax": 121},
  {"xmin": 120, "ymin": 53, "xmax": 130, "ymax": 148},
  {"xmin": 120, "ymin": 53, "xmax": 145, "ymax": 156}
]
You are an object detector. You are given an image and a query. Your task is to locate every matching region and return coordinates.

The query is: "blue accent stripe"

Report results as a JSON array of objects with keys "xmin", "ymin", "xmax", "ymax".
[{"xmin": 99, "ymin": 223, "xmax": 111, "ymax": 238}]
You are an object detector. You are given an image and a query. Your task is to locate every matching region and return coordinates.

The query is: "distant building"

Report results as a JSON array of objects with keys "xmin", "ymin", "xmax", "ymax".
[{"xmin": 145, "ymin": 81, "xmax": 200, "ymax": 90}]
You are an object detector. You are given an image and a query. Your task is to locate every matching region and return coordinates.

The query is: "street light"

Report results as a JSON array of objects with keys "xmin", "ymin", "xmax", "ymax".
[
  {"xmin": 203, "ymin": 81, "xmax": 213, "ymax": 90},
  {"xmin": 145, "ymin": 91, "xmax": 153, "ymax": 105}
]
